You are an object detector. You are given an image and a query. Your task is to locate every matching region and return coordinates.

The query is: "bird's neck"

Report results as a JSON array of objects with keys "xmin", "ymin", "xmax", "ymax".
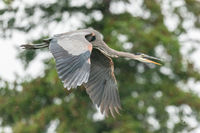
[
  {"xmin": 94, "ymin": 41, "xmax": 118, "ymax": 58},
  {"xmin": 94, "ymin": 40, "xmax": 138, "ymax": 59},
  {"xmin": 97, "ymin": 47, "xmax": 119, "ymax": 58},
  {"xmin": 98, "ymin": 44, "xmax": 138, "ymax": 59},
  {"xmin": 114, "ymin": 51, "xmax": 138, "ymax": 59}
]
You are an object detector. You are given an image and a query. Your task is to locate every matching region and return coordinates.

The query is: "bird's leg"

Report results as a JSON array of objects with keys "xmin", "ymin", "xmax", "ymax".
[{"xmin": 20, "ymin": 42, "xmax": 49, "ymax": 49}]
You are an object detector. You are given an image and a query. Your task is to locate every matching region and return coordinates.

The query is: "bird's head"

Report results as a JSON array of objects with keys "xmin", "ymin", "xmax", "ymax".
[
  {"xmin": 85, "ymin": 28, "xmax": 104, "ymax": 46},
  {"xmin": 135, "ymin": 53, "xmax": 162, "ymax": 65}
]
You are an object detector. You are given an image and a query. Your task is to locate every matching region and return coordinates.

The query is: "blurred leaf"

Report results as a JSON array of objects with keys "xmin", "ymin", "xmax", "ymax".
[{"xmin": 3, "ymin": 0, "xmax": 14, "ymax": 5}]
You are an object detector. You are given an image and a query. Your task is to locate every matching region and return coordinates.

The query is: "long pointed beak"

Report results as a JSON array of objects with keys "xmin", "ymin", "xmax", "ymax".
[
  {"xmin": 143, "ymin": 58, "xmax": 162, "ymax": 65},
  {"xmin": 141, "ymin": 55, "xmax": 162, "ymax": 65}
]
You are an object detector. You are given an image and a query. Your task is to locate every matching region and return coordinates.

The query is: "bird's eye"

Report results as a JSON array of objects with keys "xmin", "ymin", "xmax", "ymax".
[{"xmin": 85, "ymin": 34, "xmax": 96, "ymax": 42}]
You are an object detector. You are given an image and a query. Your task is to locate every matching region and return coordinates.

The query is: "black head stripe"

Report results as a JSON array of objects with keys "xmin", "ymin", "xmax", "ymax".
[{"xmin": 85, "ymin": 34, "xmax": 96, "ymax": 42}]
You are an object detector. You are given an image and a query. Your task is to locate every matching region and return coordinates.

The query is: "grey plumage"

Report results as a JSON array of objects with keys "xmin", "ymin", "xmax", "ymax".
[
  {"xmin": 49, "ymin": 36, "xmax": 91, "ymax": 90},
  {"xmin": 21, "ymin": 28, "xmax": 161, "ymax": 117},
  {"xmin": 84, "ymin": 49, "xmax": 121, "ymax": 117}
]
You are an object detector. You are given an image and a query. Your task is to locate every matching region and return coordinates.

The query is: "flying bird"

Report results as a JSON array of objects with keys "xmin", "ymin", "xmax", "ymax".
[{"xmin": 21, "ymin": 28, "xmax": 161, "ymax": 117}]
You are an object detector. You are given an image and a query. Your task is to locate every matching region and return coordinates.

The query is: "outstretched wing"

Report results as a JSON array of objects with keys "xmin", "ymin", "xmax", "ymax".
[
  {"xmin": 84, "ymin": 49, "xmax": 121, "ymax": 117},
  {"xmin": 49, "ymin": 31, "xmax": 93, "ymax": 90}
]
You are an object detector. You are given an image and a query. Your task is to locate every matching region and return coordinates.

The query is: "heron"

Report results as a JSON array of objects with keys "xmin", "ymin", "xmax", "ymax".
[{"xmin": 21, "ymin": 28, "xmax": 161, "ymax": 117}]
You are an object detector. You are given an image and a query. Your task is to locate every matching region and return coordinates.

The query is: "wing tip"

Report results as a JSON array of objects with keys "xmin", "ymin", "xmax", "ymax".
[{"xmin": 99, "ymin": 105, "xmax": 122, "ymax": 118}]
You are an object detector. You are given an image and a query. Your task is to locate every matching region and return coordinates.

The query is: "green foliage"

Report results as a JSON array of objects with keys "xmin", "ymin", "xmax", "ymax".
[
  {"xmin": 1, "ymin": 0, "xmax": 200, "ymax": 132},
  {"xmin": 3, "ymin": 0, "xmax": 14, "ymax": 5}
]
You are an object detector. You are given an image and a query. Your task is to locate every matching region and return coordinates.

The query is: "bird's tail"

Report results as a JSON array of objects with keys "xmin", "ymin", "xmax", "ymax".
[{"xmin": 20, "ymin": 38, "xmax": 51, "ymax": 49}]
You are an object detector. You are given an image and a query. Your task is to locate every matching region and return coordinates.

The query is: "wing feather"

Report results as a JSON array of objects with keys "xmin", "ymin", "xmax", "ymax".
[
  {"xmin": 84, "ymin": 49, "xmax": 121, "ymax": 117},
  {"xmin": 49, "ymin": 31, "xmax": 92, "ymax": 90}
]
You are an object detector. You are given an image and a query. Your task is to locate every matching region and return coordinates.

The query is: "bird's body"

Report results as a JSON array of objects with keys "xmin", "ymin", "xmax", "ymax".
[{"xmin": 21, "ymin": 28, "xmax": 161, "ymax": 117}]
